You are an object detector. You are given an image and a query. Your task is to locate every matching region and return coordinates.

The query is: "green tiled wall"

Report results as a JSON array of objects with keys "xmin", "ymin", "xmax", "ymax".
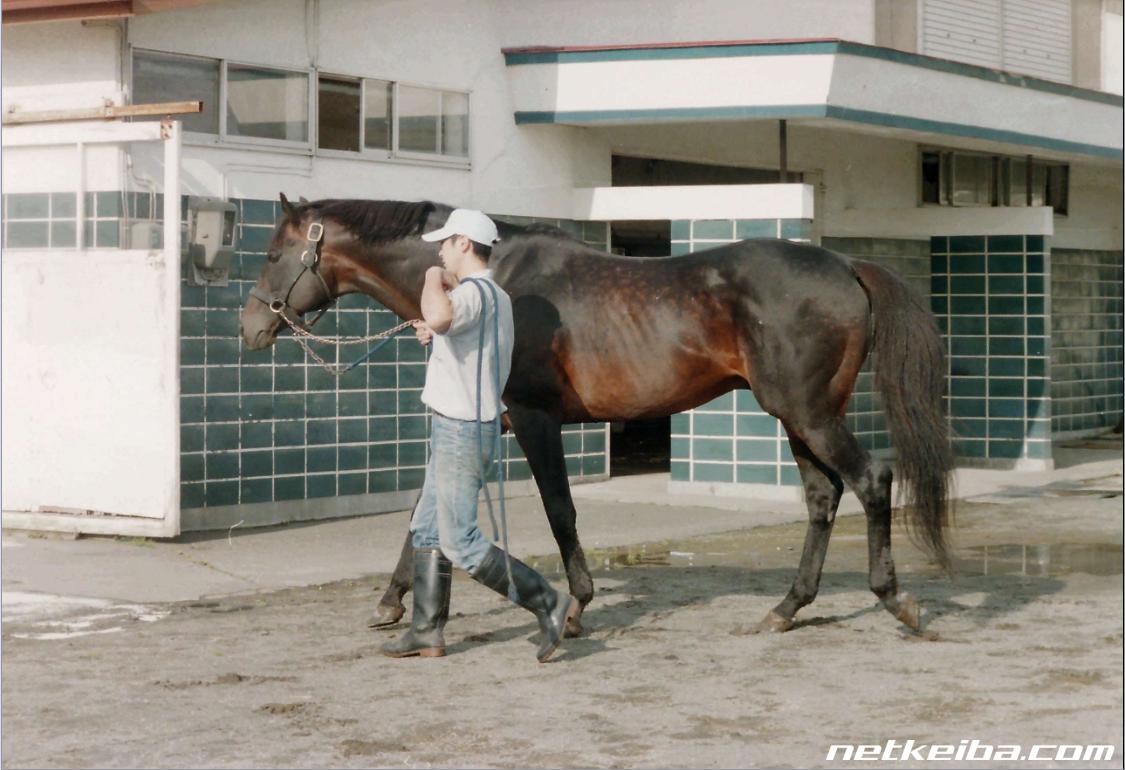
[
  {"xmin": 3, "ymin": 190, "xmax": 611, "ymax": 518},
  {"xmin": 182, "ymin": 200, "xmax": 610, "ymax": 513},
  {"xmin": 931, "ymin": 235, "xmax": 1052, "ymax": 463},
  {"xmin": 1050, "ymin": 249, "xmax": 1124, "ymax": 435},
  {"xmin": 822, "ymin": 238, "xmax": 931, "ymax": 454},
  {"xmin": 669, "ymin": 218, "xmax": 811, "ymax": 487}
]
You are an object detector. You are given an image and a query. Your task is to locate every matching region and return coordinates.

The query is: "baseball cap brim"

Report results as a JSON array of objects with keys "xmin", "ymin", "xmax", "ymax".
[{"xmin": 421, "ymin": 226, "xmax": 455, "ymax": 242}]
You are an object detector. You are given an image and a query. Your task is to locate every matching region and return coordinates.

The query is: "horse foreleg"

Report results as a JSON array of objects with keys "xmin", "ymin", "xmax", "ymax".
[
  {"xmin": 508, "ymin": 404, "xmax": 593, "ymax": 637},
  {"xmin": 367, "ymin": 503, "xmax": 419, "ymax": 629},
  {"xmin": 753, "ymin": 433, "xmax": 843, "ymax": 633}
]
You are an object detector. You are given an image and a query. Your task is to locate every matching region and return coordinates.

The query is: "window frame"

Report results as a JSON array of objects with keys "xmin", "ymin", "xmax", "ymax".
[
  {"xmin": 918, "ymin": 145, "xmax": 1069, "ymax": 216},
  {"xmin": 129, "ymin": 47, "xmax": 224, "ymax": 145},
  {"xmin": 130, "ymin": 47, "xmax": 472, "ymax": 168},
  {"xmin": 315, "ymin": 72, "xmax": 363, "ymax": 154},
  {"xmin": 390, "ymin": 80, "xmax": 472, "ymax": 166},
  {"xmin": 221, "ymin": 58, "xmax": 314, "ymax": 151}
]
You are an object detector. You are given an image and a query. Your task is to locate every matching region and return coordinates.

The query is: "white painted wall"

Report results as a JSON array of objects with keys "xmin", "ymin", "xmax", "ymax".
[
  {"xmin": 121, "ymin": 0, "xmax": 611, "ymax": 213},
  {"xmin": 1, "ymin": 21, "xmax": 123, "ymax": 112},
  {"xmin": 2, "ymin": 0, "xmax": 1119, "ymax": 244},
  {"xmin": 1053, "ymin": 163, "xmax": 1125, "ymax": 249},
  {"xmin": 1103, "ymin": 3, "xmax": 1124, "ymax": 95},
  {"xmin": 492, "ymin": 0, "xmax": 878, "ymax": 48}
]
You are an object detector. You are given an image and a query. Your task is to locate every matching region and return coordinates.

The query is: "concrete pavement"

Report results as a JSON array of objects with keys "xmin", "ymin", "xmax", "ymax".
[{"xmin": 2, "ymin": 442, "xmax": 1120, "ymax": 632}]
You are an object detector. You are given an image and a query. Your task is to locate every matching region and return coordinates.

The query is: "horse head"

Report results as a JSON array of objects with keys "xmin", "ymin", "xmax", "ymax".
[{"xmin": 240, "ymin": 194, "xmax": 443, "ymax": 350}]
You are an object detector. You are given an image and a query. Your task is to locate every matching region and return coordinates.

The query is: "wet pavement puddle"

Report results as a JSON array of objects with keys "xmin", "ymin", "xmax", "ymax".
[
  {"xmin": 527, "ymin": 526, "xmax": 1123, "ymax": 580},
  {"xmin": 953, "ymin": 542, "xmax": 1123, "ymax": 577}
]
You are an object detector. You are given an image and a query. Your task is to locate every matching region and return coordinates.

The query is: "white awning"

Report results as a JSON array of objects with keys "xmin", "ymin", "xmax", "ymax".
[{"xmin": 504, "ymin": 40, "xmax": 1123, "ymax": 164}]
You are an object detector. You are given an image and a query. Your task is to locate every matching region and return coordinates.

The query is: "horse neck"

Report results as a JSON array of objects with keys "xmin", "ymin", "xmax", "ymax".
[{"xmin": 340, "ymin": 237, "xmax": 436, "ymax": 320}]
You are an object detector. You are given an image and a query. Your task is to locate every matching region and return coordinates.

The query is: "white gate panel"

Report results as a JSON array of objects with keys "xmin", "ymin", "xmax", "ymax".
[{"xmin": 2, "ymin": 249, "xmax": 180, "ymax": 525}]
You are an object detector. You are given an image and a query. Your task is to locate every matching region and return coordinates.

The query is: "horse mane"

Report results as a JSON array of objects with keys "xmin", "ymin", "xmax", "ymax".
[
  {"xmin": 505, "ymin": 221, "xmax": 584, "ymax": 244},
  {"xmin": 301, "ymin": 199, "xmax": 438, "ymax": 246}
]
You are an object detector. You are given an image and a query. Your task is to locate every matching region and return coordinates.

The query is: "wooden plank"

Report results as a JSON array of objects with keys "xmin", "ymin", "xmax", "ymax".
[
  {"xmin": 1, "ymin": 0, "xmax": 132, "ymax": 24},
  {"xmin": 2, "ymin": 100, "xmax": 201, "ymax": 126}
]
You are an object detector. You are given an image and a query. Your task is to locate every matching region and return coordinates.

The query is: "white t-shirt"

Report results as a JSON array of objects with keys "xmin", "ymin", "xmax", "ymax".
[{"xmin": 421, "ymin": 270, "xmax": 514, "ymax": 422}]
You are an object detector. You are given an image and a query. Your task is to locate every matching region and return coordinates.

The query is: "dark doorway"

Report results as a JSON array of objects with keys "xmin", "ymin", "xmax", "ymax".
[
  {"xmin": 610, "ymin": 219, "xmax": 670, "ymax": 257},
  {"xmin": 610, "ymin": 418, "xmax": 671, "ymax": 476},
  {"xmin": 608, "ymin": 218, "xmax": 672, "ymax": 475}
]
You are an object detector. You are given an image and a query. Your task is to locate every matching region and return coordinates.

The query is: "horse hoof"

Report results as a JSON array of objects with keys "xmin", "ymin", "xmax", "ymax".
[
  {"xmin": 891, "ymin": 593, "xmax": 922, "ymax": 631},
  {"xmin": 750, "ymin": 611, "xmax": 795, "ymax": 634},
  {"xmin": 366, "ymin": 604, "xmax": 405, "ymax": 630},
  {"xmin": 564, "ymin": 613, "xmax": 584, "ymax": 638}
]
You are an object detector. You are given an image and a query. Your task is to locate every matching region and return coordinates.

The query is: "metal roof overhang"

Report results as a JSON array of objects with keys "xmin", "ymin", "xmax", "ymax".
[{"xmin": 503, "ymin": 39, "xmax": 1123, "ymax": 166}]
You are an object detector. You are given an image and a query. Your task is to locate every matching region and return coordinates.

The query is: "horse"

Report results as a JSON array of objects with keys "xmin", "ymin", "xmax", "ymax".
[{"xmin": 240, "ymin": 194, "xmax": 953, "ymax": 636}]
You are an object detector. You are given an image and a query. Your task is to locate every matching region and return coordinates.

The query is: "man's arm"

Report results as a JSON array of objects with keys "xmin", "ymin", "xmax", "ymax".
[{"xmin": 420, "ymin": 265, "xmax": 457, "ymax": 333}]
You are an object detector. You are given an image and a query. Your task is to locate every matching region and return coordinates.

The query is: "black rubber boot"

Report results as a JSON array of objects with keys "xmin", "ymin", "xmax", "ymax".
[
  {"xmin": 381, "ymin": 548, "xmax": 452, "ymax": 658},
  {"xmin": 471, "ymin": 544, "xmax": 579, "ymax": 662}
]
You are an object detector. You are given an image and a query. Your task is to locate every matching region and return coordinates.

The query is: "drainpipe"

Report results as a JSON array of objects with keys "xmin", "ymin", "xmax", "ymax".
[{"xmin": 779, "ymin": 120, "xmax": 788, "ymax": 183}]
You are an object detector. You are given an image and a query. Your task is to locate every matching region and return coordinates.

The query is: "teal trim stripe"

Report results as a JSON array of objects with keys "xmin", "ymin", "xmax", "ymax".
[
  {"xmin": 515, "ymin": 104, "xmax": 827, "ymax": 124},
  {"xmin": 505, "ymin": 41, "xmax": 837, "ymax": 65},
  {"xmin": 825, "ymin": 106, "xmax": 1123, "ymax": 160},
  {"xmin": 514, "ymin": 104, "xmax": 1121, "ymax": 160},
  {"xmin": 504, "ymin": 39, "xmax": 1123, "ymax": 108},
  {"xmin": 834, "ymin": 41, "xmax": 1122, "ymax": 107}
]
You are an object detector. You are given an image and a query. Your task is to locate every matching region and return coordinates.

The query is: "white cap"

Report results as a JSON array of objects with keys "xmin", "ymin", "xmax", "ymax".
[{"xmin": 421, "ymin": 208, "xmax": 499, "ymax": 246}]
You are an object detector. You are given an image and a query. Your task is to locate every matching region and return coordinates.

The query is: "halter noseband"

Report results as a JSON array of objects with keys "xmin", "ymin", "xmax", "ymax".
[{"xmin": 249, "ymin": 219, "xmax": 335, "ymax": 327}]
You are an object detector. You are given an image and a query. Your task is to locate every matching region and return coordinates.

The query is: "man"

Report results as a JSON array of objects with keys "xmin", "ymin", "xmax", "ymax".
[{"xmin": 381, "ymin": 208, "xmax": 579, "ymax": 663}]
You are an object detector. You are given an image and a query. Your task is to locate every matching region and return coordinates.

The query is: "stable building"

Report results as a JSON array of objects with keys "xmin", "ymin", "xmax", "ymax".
[{"xmin": 2, "ymin": 0, "xmax": 1122, "ymax": 536}]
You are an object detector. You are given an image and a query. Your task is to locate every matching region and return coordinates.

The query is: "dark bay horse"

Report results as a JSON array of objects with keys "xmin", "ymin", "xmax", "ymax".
[{"xmin": 240, "ymin": 195, "xmax": 953, "ymax": 635}]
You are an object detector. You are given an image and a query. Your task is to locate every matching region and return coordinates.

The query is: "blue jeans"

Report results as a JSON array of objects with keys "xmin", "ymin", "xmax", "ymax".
[{"xmin": 410, "ymin": 413, "xmax": 498, "ymax": 574}]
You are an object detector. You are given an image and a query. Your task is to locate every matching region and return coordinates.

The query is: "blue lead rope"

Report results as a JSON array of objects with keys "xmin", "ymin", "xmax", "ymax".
[
  {"xmin": 339, "ymin": 330, "xmax": 409, "ymax": 374},
  {"xmin": 462, "ymin": 278, "xmax": 517, "ymax": 604}
]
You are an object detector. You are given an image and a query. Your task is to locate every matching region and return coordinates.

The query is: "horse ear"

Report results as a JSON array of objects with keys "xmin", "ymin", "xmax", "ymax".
[
  {"xmin": 298, "ymin": 196, "xmax": 309, "ymax": 204},
  {"xmin": 279, "ymin": 193, "xmax": 299, "ymax": 223}
]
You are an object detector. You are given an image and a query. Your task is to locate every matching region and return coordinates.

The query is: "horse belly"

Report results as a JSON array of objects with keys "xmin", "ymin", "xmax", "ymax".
[{"xmin": 559, "ymin": 343, "xmax": 736, "ymax": 421}]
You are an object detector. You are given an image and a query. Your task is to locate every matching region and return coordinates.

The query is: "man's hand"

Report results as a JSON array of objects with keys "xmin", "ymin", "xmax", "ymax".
[
  {"xmin": 426, "ymin": 265, "xmax": 459, "ymax": 290},
  {"xmin": 413, "ymin": 320, "xmax": 435, "ymax": 346}
]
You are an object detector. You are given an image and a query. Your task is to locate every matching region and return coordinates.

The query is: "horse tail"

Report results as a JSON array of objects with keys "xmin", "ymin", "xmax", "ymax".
[{"xmin": 852, "ymin": 259, "xmax": 954, "ymax": 570}]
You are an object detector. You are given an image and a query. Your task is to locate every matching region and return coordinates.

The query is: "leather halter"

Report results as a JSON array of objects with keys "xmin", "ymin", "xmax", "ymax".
[{"xmin": 249, "ymin": 219, "xmax": 335, "ymax": 327}]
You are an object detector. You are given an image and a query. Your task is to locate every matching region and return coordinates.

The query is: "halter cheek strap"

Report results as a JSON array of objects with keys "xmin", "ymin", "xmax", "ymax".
[{"xmin": 249, "ymin": 219, "xmax": 335, "ymax": 327}]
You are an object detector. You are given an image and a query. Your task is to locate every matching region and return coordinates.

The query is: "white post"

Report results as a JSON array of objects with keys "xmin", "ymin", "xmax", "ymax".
[
  {"xmin": 162, "ymin": 118, "xmax": 182, "ymax": 536},
  {"xmin": 75, "ymin": 142, "xmax": 85, "ymax": 249}
]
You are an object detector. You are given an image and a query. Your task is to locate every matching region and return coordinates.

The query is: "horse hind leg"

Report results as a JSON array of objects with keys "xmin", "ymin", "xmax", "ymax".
[
  {"xmin": 752, "ymin": 432, "xmax": 844, "ymax": 633},
  {"xmin": 507, "ymin": 404, "xmax": 593, "ymax": 637},
  {"xmin": 792, "ymin": 417, "xmax": 921, "ymax": 630}
]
